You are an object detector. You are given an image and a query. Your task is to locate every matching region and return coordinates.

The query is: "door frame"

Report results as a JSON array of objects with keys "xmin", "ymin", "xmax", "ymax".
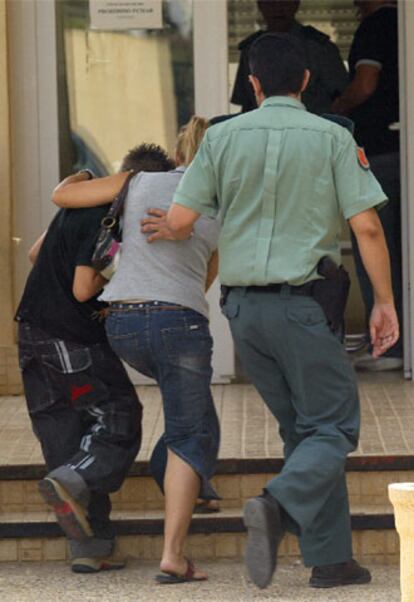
[
  {"xmin": 398, "ymin": 0, "xmax": 414, "ymax": 379},
  {"xmin": 193, "ymin": 0, "xmax": 235, "ymax": 382}
]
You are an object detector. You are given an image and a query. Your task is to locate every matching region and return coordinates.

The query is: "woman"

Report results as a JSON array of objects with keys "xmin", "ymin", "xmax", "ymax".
[{"xmin": 53, "ymin": 117, "xmax": 220, "ymax": 583}]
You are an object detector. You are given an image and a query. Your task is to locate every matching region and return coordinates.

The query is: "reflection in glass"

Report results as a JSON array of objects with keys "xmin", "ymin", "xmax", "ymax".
[{"xmin": 57, "ymin": 0, "xmax": 194, "ymax": 176}]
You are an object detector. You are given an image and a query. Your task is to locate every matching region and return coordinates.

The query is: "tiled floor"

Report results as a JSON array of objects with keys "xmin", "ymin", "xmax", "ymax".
[{"xmin": 1, "ymin": 372, "xmax": 414, "ymax": 467}]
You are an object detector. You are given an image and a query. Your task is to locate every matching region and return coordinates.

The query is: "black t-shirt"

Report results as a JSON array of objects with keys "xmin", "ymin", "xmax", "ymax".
[
  {"xmin": 16, "ymin": 206, "xmax": 109, "ymax": 345},
  {"xmin": 348, "ymin": 6, "xmax": 399, "ymax": 156}
]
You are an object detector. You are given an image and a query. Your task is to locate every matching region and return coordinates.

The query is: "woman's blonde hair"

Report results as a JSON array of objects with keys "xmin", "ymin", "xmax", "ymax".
[{"xmin": 175, "ymin": 115, "xmax": 209, "ymax": 167}]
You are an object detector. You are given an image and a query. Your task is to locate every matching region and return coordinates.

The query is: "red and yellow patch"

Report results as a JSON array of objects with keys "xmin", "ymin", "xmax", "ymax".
[{"xmin": 357, "ymin": 146, "xmax": 370, "ymax": 170}]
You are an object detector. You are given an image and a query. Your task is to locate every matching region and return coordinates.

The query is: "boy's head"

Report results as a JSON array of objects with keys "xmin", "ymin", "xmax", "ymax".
[
  {"xmin": 248, "ymin": 33, "xmax": 308, "ymax": 103},
  {"xmin": 119, "ymin": 143, "xmax": 175, "ymax": 173}
]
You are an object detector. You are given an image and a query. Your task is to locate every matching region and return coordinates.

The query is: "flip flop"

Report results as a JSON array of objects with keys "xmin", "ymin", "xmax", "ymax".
[{"xmin": 155, "ymin": 558, "xmax": 208, "ymax": 584}]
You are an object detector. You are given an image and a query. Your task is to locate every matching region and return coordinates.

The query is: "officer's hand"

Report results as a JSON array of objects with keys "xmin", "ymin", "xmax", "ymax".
[
  {"xmin": 140, "ymin": 208, "xmax": 179, "ymax": 243},
  {"xmin": 369, "ymin": 303, "xmax": 399, "ymax": 358}
]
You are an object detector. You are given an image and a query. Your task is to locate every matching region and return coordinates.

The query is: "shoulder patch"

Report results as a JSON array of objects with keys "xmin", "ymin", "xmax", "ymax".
[
  {"xmin": 238, "ymin": 30, "xmax": 264, "ymax": 50},
  {"xmin": 357, "ymin": 146, "xmax": 370, "ymax": 170},
  {"xmin": 302, "ymin": 25, "xmax": 330, "ymax": 44}
]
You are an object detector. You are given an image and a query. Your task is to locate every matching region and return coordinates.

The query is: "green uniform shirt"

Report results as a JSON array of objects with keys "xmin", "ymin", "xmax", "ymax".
[{"xmin": 173, "ymin": 96, "xmax": 387, "ymax": 286}]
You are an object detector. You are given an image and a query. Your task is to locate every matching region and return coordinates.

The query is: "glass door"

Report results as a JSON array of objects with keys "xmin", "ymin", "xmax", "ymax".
[
  {"xmin": 57, "ymin": 0, "xmax": 195, "ymax": 176},
  {"xmin": 57, "ymin": 0, "xmax": 234, "ymax": 383}
]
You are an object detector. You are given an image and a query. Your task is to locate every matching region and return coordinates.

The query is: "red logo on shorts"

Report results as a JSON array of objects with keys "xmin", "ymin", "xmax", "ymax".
[{"xmin": 70, "ymin": 383, "xmax": 93, "ymax": 401}]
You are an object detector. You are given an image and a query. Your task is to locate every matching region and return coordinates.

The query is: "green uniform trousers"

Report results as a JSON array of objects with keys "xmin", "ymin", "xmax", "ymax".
[{"xmin": 223, "ymin": 285, "xmax": 359, "ymax": 567}]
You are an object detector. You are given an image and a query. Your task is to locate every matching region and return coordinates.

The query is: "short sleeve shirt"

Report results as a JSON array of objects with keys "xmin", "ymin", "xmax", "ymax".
[
  {"xmin": 173, "ymin": 96, "xmax": 387, "ymax": 286},
  {"xmin": 348, "ymin": 6, "xmax": 399, "ymax": 155},
  {"xmin": 15, "ymin": 206, "xmax": 109, "ymax": 344}
]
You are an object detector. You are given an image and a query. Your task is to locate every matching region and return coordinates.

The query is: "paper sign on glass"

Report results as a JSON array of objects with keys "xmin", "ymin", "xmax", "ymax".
[{"xmin": 89, "ymin": 0, "xmax": 163, "ymax": 30}]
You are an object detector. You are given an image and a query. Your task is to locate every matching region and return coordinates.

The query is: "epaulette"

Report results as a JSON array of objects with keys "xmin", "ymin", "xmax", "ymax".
[
  {"xmin": 302, "ymin": 25, "xmax": 330, "ymax": 45},
  {"xmin": 238, "ymin": 30, "xmax": 264, "ymax": 51}
]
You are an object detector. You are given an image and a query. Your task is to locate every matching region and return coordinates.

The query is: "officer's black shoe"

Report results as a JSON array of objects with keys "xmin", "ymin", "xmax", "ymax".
[
  {"xmin": 243, "ymin": 491, "xmax": 285, "ymax": 589},
  {"xmin": 309, "ymin": 558, "xmax": 372, "ymax": 588}
]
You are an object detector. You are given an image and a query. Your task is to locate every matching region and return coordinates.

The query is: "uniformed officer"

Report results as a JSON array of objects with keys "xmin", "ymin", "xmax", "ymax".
[
  {"xmin": 143, "ymin": 33, "xmax": 399, "ymax": 590},
  {"xmin": 231, "ymin": 0, "xmax": 348, "ymax": 115}
]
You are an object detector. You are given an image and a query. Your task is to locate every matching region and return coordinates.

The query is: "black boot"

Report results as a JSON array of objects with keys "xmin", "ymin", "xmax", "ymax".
[
  {"xmin": 309, "ymin": 558, "xmax": 372, "ymax": 588},
  {"xmin": 243, "ymin": 492, "xmax": 285, "ymax": 589}
]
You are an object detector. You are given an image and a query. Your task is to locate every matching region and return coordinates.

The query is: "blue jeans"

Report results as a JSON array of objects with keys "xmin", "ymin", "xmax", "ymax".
[
  {"xmin": 105, "ymin": 301, "xmax": 220, "ymax": 500},
  {"xmin": 351, "ymin": 151, "xmax": 402, "ymax": 358}
]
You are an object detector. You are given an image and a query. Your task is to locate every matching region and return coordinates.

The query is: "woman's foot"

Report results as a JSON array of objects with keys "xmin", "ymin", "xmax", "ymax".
[{"xmin": 158, "ymin": 557, "xmax": 208, "ymax": 582}]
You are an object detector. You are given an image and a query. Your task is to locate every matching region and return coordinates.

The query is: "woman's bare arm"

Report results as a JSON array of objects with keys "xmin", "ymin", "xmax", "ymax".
[{"xmin": 53, "ymin": 172, "xmax": 130, "ymax": 208}]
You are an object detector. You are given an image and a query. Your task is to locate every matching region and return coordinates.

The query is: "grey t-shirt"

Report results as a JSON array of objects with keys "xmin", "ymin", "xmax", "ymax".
[{"xmin": 100, "ymin": 168, "xmax": 220, "ymax": 318}]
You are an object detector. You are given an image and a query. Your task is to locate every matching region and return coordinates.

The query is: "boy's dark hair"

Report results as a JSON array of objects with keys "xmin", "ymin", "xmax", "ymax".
[
  {"xmin": 120, "ymin": 143, "xmax": 175, "ymax": 173},
  {"xmin": 248, "ymin": 33, "xmax": 307, "ymax": 97}
]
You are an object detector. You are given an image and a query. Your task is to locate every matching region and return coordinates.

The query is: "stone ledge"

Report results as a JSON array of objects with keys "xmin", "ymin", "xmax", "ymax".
[
  {"xmin": 0, "ymin": 509, "xmax": 396, "ymax": 539},
  {"xmin": 0, "ymin": 528, "xmax": 400, "ymax": 564},
  {"xmin": 2, "ymin": 454, "xmax": 414, "ymax": 481}
]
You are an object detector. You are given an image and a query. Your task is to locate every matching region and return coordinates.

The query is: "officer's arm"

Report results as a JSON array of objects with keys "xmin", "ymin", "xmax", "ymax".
[
  {"xmin": 349, "ymin": 209, "xmax": 391, "ymax": 303},
  {"xmin": 166, "ymin": 203, "xmax": 200, "ymax": 240},
  {"xmin": 331, "ymin": 64, "xmax": 380, "ymax": 115},
  {"xmin": 349, "ymin": 208, "xmax": 399, "ymax": 355},
  {"xmin": 72, "ymin": 266, "xmax": 107, "ymax": 302},
  {"xmin": 165, "ymin": 135, "xmax": 218, "ymax": 238}
]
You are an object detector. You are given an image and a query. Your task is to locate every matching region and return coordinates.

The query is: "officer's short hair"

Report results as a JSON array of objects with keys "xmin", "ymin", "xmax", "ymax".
[
  {"xmin": 248, "ymin": 33, "xmax": 307, "ymax": 97},
  {"xmin": 120, "ymin": 143, "xmax": 174, "ymax": 173}
]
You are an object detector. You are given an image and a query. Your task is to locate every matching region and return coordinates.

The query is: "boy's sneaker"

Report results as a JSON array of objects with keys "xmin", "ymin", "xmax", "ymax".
[
  {"xmin": 353, "ymin": 353, "xmax": 403, "ymax": 371},
  {"xmin": 71, "ymin": 555, "xmax": 126, "ymax": 574},
  {"xmin": 38, "ymin": 476, "xmax": 92, "ymax": 541},
  {"xmin": 309, "ymin": 559, "xmax": 372, "ymax": 588}
]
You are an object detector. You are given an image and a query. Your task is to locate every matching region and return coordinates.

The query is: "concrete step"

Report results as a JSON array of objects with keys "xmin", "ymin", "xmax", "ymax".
[
  {"xmin": 1, "ymin": 463, "xmax": 413, "ymax": 515},
  {"xmin": 0, "ymin": 455, "xmax": 409, "ymax": 564},
  {"xmin": 0, "ymin": 507, "xmax": 399, "ymax": 565}
]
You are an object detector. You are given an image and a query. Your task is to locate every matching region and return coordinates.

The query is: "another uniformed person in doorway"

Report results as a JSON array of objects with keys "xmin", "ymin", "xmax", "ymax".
[
  {"xmin": 231, "ymin": 0, "xmax": 348, "ymax": 115},
  {"xmin": 142, "ymin": 34, "xmax": 399, "ymax": 590}
]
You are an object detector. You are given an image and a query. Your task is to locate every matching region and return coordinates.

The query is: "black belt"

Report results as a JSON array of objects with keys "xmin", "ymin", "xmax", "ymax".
[{"xmin": 228, "ymin": 282, "xmax": 317, "ymax": 296}]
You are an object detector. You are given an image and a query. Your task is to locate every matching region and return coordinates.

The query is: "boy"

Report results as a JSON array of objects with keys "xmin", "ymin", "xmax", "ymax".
[{"xmin": 16, "ymin": 144, "xmax": 174, "ymax": 573}]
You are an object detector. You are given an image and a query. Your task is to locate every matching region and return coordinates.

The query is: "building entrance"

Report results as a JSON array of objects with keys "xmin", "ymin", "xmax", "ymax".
[{"xmin": 8, "ymin": 0, "xmax": 413, "ymax": 378}]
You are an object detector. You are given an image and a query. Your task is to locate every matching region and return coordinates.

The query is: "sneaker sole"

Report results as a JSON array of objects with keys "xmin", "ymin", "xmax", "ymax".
[
  {"xmin": 243, "ymin": 498, "xmax": 282, "ymax": 589},
  {"xmin": 72, "ymin": 558, "xmax": 126, "ymax": 574},
  {"xmin": 354, "ymin": 359, "xmax": 403, "ymax": 372},
  {"xmin": 38, "ymin": 478, "xmax": 92, "ymax": 541}
]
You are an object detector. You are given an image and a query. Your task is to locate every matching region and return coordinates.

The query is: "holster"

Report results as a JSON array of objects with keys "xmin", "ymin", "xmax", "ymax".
[
  {"xmin": 312, "ymin": 256, "xmax": 351, "ymax": 335},
  {"xmin": 220, "ymin": 285, "xmax": 230, "ymax": 308}
]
